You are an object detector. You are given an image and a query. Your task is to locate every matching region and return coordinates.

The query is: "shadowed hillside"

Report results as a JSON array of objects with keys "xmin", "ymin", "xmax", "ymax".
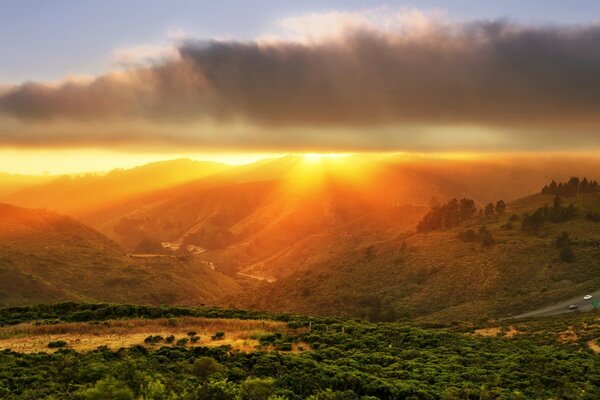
[{"xmin": 0, "ymin": 203, "xmax": 241, "ymax": 306}]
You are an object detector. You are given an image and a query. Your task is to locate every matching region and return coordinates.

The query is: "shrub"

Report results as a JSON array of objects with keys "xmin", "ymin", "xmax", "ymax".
[
  {"xmin": 457, "ymin": 229, "xmax": 478, "ymax": 242},
  {"xmin": 240, "ymin": 377, "xmax": 275, "ymax": 400},
  {"xmin": 165, "ymin": 335, "xmax": 175, "ymax": 343},
  {"xmin": 276, "ymin": 343, "xmax": 293, "ymax": 351},
  {"xmin": 80, "ymin": 376, "xmax": 134, "ymax": 400},
  {"xmin": 586, "ymin": 211, "xmax": 600, "ymax": 222},
  {"xmin": 176, "ymin": 338, "xmax": 188, "ymax": 346},
  {"xmin": 47, "ymin": 340, "xmax": 67, "ymax": 348},
  {"xmin": 192, "ymin": 357, "xmax": 226, "ymax": 380},
  {"xmin": 190, "ymin": 336, "xmax": 200, "ymax": 343},
  {"xmin": 555, "ymin": 232, "xmax": 571, "ymax": 248},
  {"xmin": 211, "ymin": 331, "xmax": 225, "ymax": 340},
  {"xmin": 187, "ymin": 331, "xmax": 197, "ymax": 337},
  {"xmin": 560, "ymin": 246, "xmax": 575, "ymax": 263}
]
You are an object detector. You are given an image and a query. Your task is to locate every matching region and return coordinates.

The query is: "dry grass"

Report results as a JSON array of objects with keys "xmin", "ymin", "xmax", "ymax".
[
  {"xmin": 473, "ymin": 327, "xmax": 502, "ymax": 337},
  {"xmin": 0, "ymin": 317, "xmax": 303, "ymax": 354},
  {"xmin": 558, "ymin": 326, "xmax": 579, "ymax": 343},
  {"xmin": 587, "ymin": 340, "xmax": 600, "ymax": 354},
  {"xmin": 473, "ymin": 325, "xmax": 521, "ymax": 338}
]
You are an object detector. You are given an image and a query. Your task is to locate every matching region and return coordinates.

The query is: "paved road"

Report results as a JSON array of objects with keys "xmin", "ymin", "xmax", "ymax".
[{"xmin": 510, "ymin": 289, "xmax": 600, "ymax": 319}]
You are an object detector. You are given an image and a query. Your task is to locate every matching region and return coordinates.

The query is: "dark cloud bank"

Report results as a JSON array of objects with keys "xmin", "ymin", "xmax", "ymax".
[{"xmin": 2, "ymin": 20, "xmax": 600, "ymax": 149}]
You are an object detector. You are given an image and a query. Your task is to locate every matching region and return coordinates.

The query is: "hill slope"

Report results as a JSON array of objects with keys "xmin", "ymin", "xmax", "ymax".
[
  {"xmin": 0, "ymin": 203, "xmax": 241, "ymax": 306},
  {"xmin": 229, "ymin": 191, "xmax": 600, "ymax": 322}
]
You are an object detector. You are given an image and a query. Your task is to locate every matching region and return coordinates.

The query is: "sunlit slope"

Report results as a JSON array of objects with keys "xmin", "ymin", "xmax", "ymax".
[
  {"xmin": 231, "ymin": 191, "xmax": 600, "ymax": 322},
  {"xmin": 94, "ymin": 156, "xmax": 445, "ymax": 264},
  {"xmin": 0, "ymin": 173, "xmax": 55, "ymax": 198},
  {"xmin": 3, "ymin": 159, "xmax": 232, "ymax": 217},
  {"xmin": 0, "ymin": 203, "xmax": 241, "ymax": 306}
]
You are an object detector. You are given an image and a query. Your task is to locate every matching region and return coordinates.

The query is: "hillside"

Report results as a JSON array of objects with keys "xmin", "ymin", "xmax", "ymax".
[
  {"xmin": 229, "ymin": 191, "xmax": 600, "ymax": 323},
  {"xmin": 0, "ymin": 203, "xmax": 241, "ymax": 306}
]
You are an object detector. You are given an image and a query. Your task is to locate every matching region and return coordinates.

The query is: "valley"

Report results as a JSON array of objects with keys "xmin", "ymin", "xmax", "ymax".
[{"xmin": 1, "ymin": 156, "xmax": 600, "ymax": 324}]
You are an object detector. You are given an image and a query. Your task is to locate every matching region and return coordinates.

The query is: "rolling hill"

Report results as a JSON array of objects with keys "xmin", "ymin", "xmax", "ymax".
[{"xmin": 0, "ymin": 203, "xmax": 241, "ymax": 306}]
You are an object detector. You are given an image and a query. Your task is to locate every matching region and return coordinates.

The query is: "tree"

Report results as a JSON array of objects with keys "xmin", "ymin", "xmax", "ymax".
[
  {"xmin": 478, "ymin": 226, "xmax": 495, "ymax": 246},
  {"xmin": 240, "ymin": 378, "xmax": 275, "ymax": 400},
  {"xmin": 495, "ymin": 200, "xmax": 506, "ymax": 214},
  {"xmin": 484, "ymin": 203, "xmax": 495, "ymax": 217},
  {"xmin": 80, "ymin": 377, "xmax": 134, "ymax": 400},
  {"xmin": 192, "ymin": 357, "xmax": 226, "ymax": 381}
]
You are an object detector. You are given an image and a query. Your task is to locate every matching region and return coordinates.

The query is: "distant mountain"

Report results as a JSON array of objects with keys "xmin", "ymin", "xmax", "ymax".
[
  {"xmin": 3, "ymin": 159, "xmax": 232, "ymax": 217},
  {"xmin": 0, "ymin": 203, "xmax": 241, "ymax": 306}
]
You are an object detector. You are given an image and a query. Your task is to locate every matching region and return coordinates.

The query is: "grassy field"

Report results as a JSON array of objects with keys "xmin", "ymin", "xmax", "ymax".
[{"xmin": 0, "ymin": 316, "xmax": 304, "ymax": 353}]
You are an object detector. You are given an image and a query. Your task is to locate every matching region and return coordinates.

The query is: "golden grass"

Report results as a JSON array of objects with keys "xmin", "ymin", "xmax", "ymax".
[
  {"xmin": 0, "ymin": 317, "xmax": 305, "ymax": 354},
  {"xmin": 473, "ymin": 325, "xmax": 521, "ymax": 338},
  {"xmin": 558, "ymin": 326, "xmax": 579, "ymax": 343},
  {"xmin": 587, "ymin": 340, "xmax": 600, "ymax": 354}
]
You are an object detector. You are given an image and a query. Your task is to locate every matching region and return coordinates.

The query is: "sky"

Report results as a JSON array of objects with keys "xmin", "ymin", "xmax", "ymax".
[{"xmin": 2, "ymin": 1, "xmax": 600, "ymax": 174}]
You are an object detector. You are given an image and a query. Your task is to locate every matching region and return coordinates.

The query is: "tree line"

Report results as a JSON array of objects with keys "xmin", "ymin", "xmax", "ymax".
[
  {"xmin": 541, "ymin": 176, "xmax": 599, "ymax": 196},
  {"xmin": 417, "ymin": 198, "xmax": 505, "ymax": 233}
]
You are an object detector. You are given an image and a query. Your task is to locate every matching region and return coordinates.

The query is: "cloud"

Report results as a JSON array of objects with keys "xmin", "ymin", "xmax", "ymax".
[
  {"xmin": 2, "ymin": 11, "xmax": 600, "ymax": 151},
  {"xmin": 109, "ymin": 44, "xmax": 180, "ymax": 68}
]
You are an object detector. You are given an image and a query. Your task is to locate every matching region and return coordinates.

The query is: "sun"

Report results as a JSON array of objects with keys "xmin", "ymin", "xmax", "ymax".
[
  {"xmin": 303, "ymin": 153, "xmax": 322, "ymax": 163},
  {"xmin": 302, "ymin": 153, "xmax": 351, "ymax": 164}
]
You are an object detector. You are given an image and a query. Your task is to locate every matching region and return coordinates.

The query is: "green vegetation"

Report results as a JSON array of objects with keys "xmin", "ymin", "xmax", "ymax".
[
  {"xmin": 417, "ymin": 198, "xmax": 476, "ymax": 232},
  {"xmin": 47, "ymin": 340, "xmax": 67, "ymax": 348},
  {"xmin": 521, "ymin": 196, "xmax": 577, "ymax": 233},
  {"xmin": 457, "ymin": 226, "xmax": 495, "ymax": 246},
  {"xmin": 0, "ymin": 303, "xmax": 598, "ymax": 399}
]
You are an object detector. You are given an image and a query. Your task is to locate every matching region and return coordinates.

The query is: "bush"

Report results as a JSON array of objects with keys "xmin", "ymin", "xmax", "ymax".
[
  {"xmin": 457, "ymin": 229, "xmax": 478, "ymax": 242},
  {"xmin": 47, "ymin": 340, "xmax": 67, "ymax": 348},
  {"xmin": 560, "ymin": 246, "xmax": 575, "ymax": 263},
  {"xmin": 586, "ymin": 211, "xmax": 600, "ymax": 222},
  {"xmin": 187, "ymin": 331, "xmax": 197, "ymax": 337},
  {"xmin": 165, "ymin": 335, "xmax": 175, "ymax": 343},
  {"xmin": 80, "ymin": 376, "xmax": 134, "ymax": 400},
  {"xmin": 176, "ymin": 338, "xmax": 188, "ymax": 346},
  {"xmin": 191, "ymin": 336, "xmax": 200, "ymax": 343},
  {"xmin": 211, "ymin": 331, "xmax": 225, "ymax": 340},
  {"xmin": 192, "ymin": 357, "xmax": 226, "ymax": 380},
  {"xmin": 240, "ymin": 377, "xmax": 275, "ymax": 400},
  {"xmin": 555, "ymin": 232, "xmax": 571, "ymax": 248}
]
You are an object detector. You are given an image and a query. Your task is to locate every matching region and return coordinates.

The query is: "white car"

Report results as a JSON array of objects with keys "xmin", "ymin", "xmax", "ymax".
[{"xmin": 583, "ymin": 295, "xmax": 592, "ymax": 300}]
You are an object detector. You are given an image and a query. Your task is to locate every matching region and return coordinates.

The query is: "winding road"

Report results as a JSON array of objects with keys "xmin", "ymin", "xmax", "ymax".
[{"xmin": 510, "ymin": 289, "xmax": 600, "ymax": 319}]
